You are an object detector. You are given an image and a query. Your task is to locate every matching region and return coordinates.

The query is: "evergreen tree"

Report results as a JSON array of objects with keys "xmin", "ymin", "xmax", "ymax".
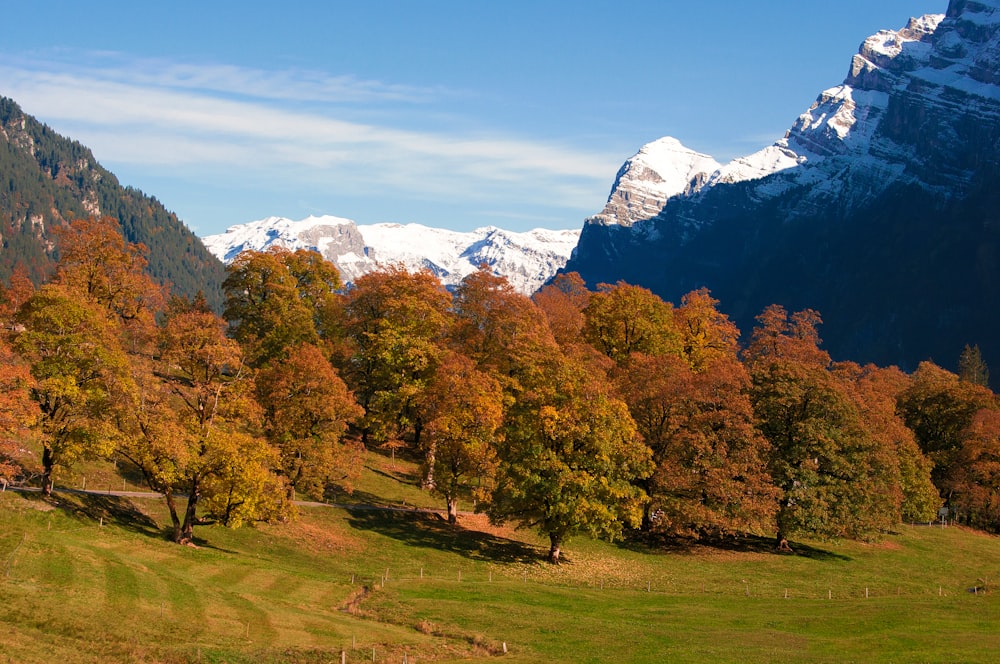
[{"xmin": 959, "ymin": 344, "xmax": 990, "ymax": 387}]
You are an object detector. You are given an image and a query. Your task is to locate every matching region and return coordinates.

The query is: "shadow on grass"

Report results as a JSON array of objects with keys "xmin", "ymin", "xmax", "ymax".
[
  {"xmin": 325, "ymin": 487, "xmax": 403, "ymax": 507},
  {"xmin": 20, "ymin": 491, "xmax": 161, "ymax": 538},
  {"xmin": 345, "ymin": 508, "xmax": 543, "ymax": 564},
  {"xmin": 18, "ymin": 490, "xmax": 241, "ymax": 552},
  {"xmin": 619, "ymin": 531, "xmax": 853, "ymax": 562}
]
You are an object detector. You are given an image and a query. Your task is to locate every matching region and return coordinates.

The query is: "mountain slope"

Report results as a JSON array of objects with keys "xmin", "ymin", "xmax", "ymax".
[
  {"xmin": 565, "ymin": 1, "xmax": 1000, "ymax": 375},
  {"xmin": 202, "ymin": 215, "xmax": 581, "ymax": 294},
  {"xmin": 0, "ymin": 97, "xmax": 226, "ymax": 306}
]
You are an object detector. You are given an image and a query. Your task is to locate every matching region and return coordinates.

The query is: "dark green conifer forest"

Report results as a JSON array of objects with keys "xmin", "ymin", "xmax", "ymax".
[{"xmin": 0, "ymin": 97, "xmax": 225, "ymax": 308}]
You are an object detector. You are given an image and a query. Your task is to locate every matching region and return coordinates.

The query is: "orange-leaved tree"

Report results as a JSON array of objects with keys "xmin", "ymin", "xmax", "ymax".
[
  {"xmin": 256, "ymin": 343, "xmax": 363, "ymax": 500},
  {"xmin": 486, "ymin": 348, "xmax": 652, "ymax": 563},
  {"xmin": 14, "ymin": 285, "xmax": 130, "ymax": 495},
  {"xmin": 746, "ymin": 305, "xmax": 904, "ymax": 543},
  {"xmin": 417, "ymin": 351, "xmax": 504, "ymax": 523},
  {"xmin": 340, "ymin": 266, "xmax": 451, "ymax": 453},
  {"xmin": 616, "ymin": 352, "xmax": 778, "ymax": 538}
]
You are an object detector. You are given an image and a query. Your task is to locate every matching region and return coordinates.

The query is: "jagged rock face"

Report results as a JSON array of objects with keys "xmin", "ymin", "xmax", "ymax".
[
  {"xmin": 565, "ymin": 2, "xmax": 1000, "ymax": 378},
  {"xmin": 202, "ymin": 216, "xmax": 581, "ymax": 295}
]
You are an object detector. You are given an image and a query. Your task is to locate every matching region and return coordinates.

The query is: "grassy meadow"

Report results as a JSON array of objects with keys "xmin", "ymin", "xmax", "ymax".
[{"xmin": 2, "ymin": 448, "xmax": 998, "ymax": 663}]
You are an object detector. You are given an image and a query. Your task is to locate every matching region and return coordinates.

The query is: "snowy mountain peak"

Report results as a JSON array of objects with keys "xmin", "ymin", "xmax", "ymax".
[
  {"xmin": 202, "ymin": 216, "xmax": 580, "ymax": 295},
  {"xmin": 586, "ymin": 136, "xmax": 720, "ymax": 227}
]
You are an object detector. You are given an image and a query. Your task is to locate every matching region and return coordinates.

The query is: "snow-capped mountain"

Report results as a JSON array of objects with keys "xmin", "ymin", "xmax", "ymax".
[
  {"xmin": 582, "ymin": 8, "xmax": 989, "ymax": 233},
  {"xmin": 201, "ymin": 215, "xmax": 581, "ymax": 295},
  {"xmin": 587, "ymin": 137, "xmax": 720, "ymax": 228},
  {"xmin": 566, "ymin": 1, "xmax": 1000, "ymax": 376}
]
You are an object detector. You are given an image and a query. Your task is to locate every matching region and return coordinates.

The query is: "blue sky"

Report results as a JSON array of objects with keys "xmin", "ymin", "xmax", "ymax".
[{"xmin": 0, "ymin": 1, "xmax": 945, "ymax": 236}]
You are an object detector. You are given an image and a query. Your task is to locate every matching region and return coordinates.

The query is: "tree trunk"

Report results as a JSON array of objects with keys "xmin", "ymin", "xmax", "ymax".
[
  {"xmin": 177, "ymin": 477, "xmax": 200, "ymax": 544},
  {"xmin": 447, "ymin": 496, "xmax": 458, "ymax": 525},
  {"xmin": 41, "ymin": 445, "xmax": 54, "ymax": 496},
  {"xmin": 548, "ymin": 532, "xmax": 562, "ymax": 564},
  {"xmin": 164, "ymin": 489, "xmax": 183, "ymax": 542},
  {"xmin": 422, "ymin": 441, "xmax": 436, "ymax": 490}
]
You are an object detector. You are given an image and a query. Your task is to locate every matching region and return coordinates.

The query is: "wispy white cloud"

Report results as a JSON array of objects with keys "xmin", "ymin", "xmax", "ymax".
[{"xmin": 0, "ymin": 52, "xmax": 618, "ymax": 219}]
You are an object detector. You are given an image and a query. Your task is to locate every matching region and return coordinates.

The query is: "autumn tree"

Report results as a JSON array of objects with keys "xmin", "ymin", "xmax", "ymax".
[
  {"xmin": 340, "ymin": 266, "xmax": 451, "ymax": 449},
  {"xmin": 949, "ymin": 408, "xmax": 1000, "ymax": 531},
  {"xmin": 14, "ymin": 285, "xmax": 130, "ymax": 494},
  {"xmin": 833, "ymin": 363, "xmax": 940, "ymax": 522},
  {"xmin": 582, "ymin": 281, "xmax": 682, "ymax": 364},
  {"xmin": 0, "ymin": 337, "xmax": 40, "ymax": 483},
  {"xmin": 450, "ymin": 266, "xmax": 558, "ymax": 383},
  {"xmin": 675, "ymin": 288, "xmax": 740, "ymax": 371},
  {"xmin": 897, "ymin": 361, "xmax": 996, "ymax": 490},
  {"xmin": 746, "ymin": 305, "xmax": 904, "ymax": 542},
  {"xmin": 53, "ymin": 216, "xmax": 164, "ymax": 338},
  {"xmin": 616, "ymin": 353, "xmax": 778, "ymax": 538},
  {"xmin": 485, "ymin": 350, "xmax": 652, "ymax": 563},
  {"xmin": 119, "ymin": 305, "xmax": 280, "ymax": 543},
  {"xmin": 222, "ymin": 248, "xmax": 323, "ymax": 366},
  {"xmin": 532, "ymin": 271, "xmax": 590, "ymax": 348},
  {"xmin": 416, "ymin": 351, "xmax": 504, "ymax": 523},
  {"xmin": 0, "ymin": 266, "xmax": 39, "ymax": 482},
  {"xmin": 256, "ymin": 343, "xmax": 363, "ymax": 500},
  {"xmin": 0, "ymin": 263, "xmax": 35, "ymax": 326},
  {"xmin": 279, "ymin": 248, "xmax": 344, "ymax": 343}
]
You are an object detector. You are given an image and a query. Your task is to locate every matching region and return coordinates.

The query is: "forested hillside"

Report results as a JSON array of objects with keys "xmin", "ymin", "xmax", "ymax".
[{"xmin": 0, "ymin": 96, "xmax": 225, "ymax": 307}]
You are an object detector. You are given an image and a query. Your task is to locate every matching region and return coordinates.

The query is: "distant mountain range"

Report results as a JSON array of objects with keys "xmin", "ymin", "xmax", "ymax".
[
  {"xmin": 565, "ymin": 2, "xmax": 1000, "ymax": 375},
  {"xmin": 202, "ymin": 215, "xmax": 580, "ymax": 294}
]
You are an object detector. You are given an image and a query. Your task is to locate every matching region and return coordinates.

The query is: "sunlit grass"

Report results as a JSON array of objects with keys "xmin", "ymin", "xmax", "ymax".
[{"xmin": 1, "ymin": 460, "xmax": 998, "ymax": 663}]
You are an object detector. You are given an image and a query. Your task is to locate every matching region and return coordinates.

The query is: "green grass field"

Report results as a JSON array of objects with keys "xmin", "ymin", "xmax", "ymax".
[{"xmin": 2, "ymin": 449, "xmax": 998, "ymax": 663}]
